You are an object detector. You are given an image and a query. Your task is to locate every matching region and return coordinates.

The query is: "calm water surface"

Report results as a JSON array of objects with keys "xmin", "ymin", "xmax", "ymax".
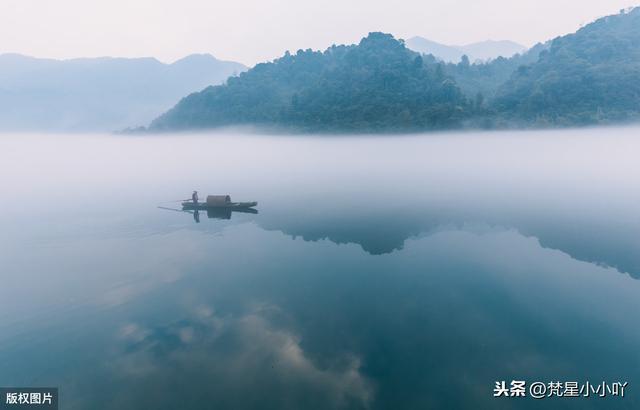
[{"xmin": 1, "ymin": 128, "xmax": 640, "ymax": 409}]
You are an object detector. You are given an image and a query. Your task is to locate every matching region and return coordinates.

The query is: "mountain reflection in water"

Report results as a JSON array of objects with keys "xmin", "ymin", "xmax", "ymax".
[{"xmin": 173, "ymin": 199, "xmax": 640, "ymax": 280}]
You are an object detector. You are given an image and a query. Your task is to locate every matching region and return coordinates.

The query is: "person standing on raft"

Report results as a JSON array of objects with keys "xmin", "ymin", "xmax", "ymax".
[{"xmin": 192, "ymin": 191, "xmax": 199, "ymax": 204}]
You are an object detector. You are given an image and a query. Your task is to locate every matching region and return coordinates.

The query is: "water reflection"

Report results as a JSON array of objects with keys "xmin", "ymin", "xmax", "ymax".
[
  {"xmin": 3, "ymin": 130, "xmax": 640, "ymax": 409},
  {"xmin": 158, "ymin": 206, "xmax": 258, "ymax": 223},
  {"xmin": 204, "ymin": 207, "xmax": 258, "ymax": 220},
  {"xmin": 158, "ymin": 196, "xmax": 640, "ymax": 280},
  {"xmin": 111, "ymin": 305, "xmax": 372, "ymax": 410},
  {"xmin": 257, "ymin": 205, "xmax": 640, "ymax": 280},
  {"xmin": 5, "ymin": 223, "xmax": 638, "ymax": 409}
]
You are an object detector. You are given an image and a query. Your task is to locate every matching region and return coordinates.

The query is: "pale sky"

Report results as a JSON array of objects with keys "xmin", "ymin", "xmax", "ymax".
[{"xmin": 0, "ymin": 0, "xmax": 638, "ymax": 66}]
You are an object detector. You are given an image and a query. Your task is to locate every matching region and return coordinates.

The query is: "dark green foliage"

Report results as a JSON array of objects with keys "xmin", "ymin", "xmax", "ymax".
[
  {"xmin": 494, "ymin": 8, "xmax": 640, "ymax": 125},
  {"xmin": 150, "ymin": 33, "xmax": 470, "ymax": 132},
  {"xmin": 150, "ymin": 8, "xmax": 640, "ymax": 132}
]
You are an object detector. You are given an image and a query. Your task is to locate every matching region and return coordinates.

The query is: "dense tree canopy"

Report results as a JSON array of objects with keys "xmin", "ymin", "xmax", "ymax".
[
  {"xmin": 494, "ymin": 7, "xmax": 640, "ymax": 125},
  {"xmin": 149, "ymin": 8, "xmax": 640, "ymax": 132},
  {"xmin": 150, "ymin": 33, "xmax": 470, "ymax": 132}
]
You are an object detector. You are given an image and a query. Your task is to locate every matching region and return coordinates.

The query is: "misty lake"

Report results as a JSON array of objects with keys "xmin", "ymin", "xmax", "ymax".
[{"xmin": 1, "ymin": 128, "xmax": 640, "ymax": 409}]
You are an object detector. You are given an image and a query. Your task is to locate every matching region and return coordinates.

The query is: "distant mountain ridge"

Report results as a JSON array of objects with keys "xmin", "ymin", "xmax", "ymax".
[
  {"xmin": 405, "ymin": 37, "xmax": 527, "ymax": 62},
  {"xmin": 4, "ymin": 7, "xmax": 639, "ymax": 134},
  {"xmin": 0, "ymin": 53, "xmax": 246, "ymax": 131}
]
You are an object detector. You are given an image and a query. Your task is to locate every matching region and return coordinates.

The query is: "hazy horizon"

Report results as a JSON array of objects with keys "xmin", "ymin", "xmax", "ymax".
[{"xmin": 1, "ymin": 0, "xmax": 638, "ymax": 66}]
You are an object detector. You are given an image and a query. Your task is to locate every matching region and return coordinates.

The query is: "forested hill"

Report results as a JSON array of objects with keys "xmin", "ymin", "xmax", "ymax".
[
  {"xmin": 494, "ymin": 7, "xmax": 640, "ymax": 125},
  {"xmin": 442, "ymin": 42, "xmax": 548, "ymax": 101},
  {"xmin": 149, "ymin": 8, "xmax": 640, "ymax": 133},
  {"xmin": 149, "ymin": 33, "xmax": 471, "ymax": 132}
]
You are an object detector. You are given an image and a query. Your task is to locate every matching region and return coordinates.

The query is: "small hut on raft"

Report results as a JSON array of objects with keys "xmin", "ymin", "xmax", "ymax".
[{"xmin": 206, "ymin": 195, "xmax": 231, "ymax": 206}]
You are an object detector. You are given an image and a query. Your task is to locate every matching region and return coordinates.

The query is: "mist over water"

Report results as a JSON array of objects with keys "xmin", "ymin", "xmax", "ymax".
[{"xmin": 1, "ymin": 128, "xmax": 640, "ymax": 409}]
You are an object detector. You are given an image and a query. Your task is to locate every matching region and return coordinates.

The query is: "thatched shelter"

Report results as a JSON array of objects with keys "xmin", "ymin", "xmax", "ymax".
[{"xmin": 206, "ymin": 195, "xmax": 231, "ymax": 206}]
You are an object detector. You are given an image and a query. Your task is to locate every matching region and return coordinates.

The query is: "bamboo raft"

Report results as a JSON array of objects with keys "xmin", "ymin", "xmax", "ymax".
[{"xmin": 182, "ymin": 195, "xmax": 257, "ymax": 210}]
